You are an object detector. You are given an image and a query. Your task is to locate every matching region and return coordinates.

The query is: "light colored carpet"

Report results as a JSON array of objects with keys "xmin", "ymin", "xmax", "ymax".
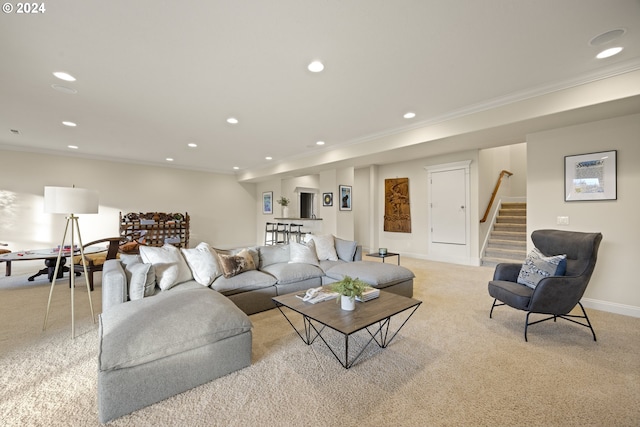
[{"xmin": 1, "ymin": 258, "xmax": 639, "ymax": 426}]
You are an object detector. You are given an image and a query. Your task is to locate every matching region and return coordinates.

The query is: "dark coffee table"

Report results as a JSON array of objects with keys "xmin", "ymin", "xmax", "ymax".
[{"xmin": 273, "ymin": 289, "xmax": 421, "ymax": 368}]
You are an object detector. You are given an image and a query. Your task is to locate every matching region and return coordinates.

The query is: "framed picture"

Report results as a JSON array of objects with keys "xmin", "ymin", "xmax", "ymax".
[
  {"xmin": 322, "ymin": 192, "xmax": 333, "ymax": 207},
  {"xmin": 262, "ymin": 191, "xmax": 273, "ymax": 214},
  {"xmin": 564, "ymin": 150, "xmax": 617, "ymax": 202},
  {"xmin": 339, "ymin": 185, "xmax": 352, "ymax": 211}
]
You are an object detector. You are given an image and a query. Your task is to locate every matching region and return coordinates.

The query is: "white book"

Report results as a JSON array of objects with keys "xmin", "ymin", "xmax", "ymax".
[{"xmin": 356, "ymin": 287, "xmax": 380, "ymax": 302}]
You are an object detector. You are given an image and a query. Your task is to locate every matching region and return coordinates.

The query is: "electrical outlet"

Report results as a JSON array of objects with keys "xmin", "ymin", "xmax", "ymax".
[{"xmin": 557, "ymin": 216, "xmax": 570, "ymax": 225}]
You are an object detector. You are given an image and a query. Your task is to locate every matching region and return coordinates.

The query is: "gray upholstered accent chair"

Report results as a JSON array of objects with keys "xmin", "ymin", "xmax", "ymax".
[{"xmin": 488, "ymin": 229, "xmax": 602, "ymax": 341}]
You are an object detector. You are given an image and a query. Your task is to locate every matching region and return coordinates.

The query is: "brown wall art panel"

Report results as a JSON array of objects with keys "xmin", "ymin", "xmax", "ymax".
[{"xmin": 384, "ymin": 178, "xmax": 411, "ymax": 233}]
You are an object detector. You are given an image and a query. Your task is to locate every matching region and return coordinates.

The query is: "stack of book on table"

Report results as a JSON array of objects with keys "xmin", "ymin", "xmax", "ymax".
[{"xmin": 356, "ymin": 287, "xmax": 380, "ymax": 302}]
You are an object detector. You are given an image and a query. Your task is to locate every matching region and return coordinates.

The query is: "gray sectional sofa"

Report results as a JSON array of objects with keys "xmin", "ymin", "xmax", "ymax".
[{"xmin": 98, "ymin": 235, "xmax": 414, "ymax": 423}]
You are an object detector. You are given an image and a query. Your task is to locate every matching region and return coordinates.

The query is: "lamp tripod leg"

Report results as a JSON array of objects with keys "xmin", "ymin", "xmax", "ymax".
[
  {"xmin": 74, "ymin": 218, "xmax": 95, "ymax": 325},
  {"xmin": 43, "ymin": 218, "xmax": 71, "ymax": 332}
]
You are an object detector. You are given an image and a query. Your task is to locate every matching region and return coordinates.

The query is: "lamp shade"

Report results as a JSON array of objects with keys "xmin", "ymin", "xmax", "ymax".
[{"xmin": 44, "ymin": 186, "xmax": 99, "ymax": 214}]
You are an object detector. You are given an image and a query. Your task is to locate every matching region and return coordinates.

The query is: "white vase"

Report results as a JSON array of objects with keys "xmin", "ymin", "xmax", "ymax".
[
  {"xmin": 282, "ymin": 206, "xmax": 289, "ymax": 218},
  {"xmin": 341, "ymin": 295, "xmax": 355, "ymax": 311}
]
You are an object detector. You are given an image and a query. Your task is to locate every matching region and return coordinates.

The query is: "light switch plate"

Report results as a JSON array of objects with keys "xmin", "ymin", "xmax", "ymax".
[{"xmin": 557, "ymin": 216, "xmax": 570, "ymax": 225}]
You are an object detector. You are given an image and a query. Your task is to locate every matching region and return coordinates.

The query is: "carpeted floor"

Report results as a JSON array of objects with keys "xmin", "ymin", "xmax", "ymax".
[{"xmin": 1, "ymin": 257, "xmax": 639, "ymax": 426}]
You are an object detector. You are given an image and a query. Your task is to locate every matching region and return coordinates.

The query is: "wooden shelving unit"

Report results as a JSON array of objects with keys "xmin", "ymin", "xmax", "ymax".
[{"xmin": 119, "ymin": 212, "xmax": 190, "ymax": 250}]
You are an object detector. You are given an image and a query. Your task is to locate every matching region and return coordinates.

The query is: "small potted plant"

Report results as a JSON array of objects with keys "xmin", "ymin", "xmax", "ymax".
[
  {"xmin": 330, "ymin": 275, "xmax": 368, "ymax": 311},
  {"xmin": 277, "ymin": 196, "xmax": 290, "ymax": 217}
]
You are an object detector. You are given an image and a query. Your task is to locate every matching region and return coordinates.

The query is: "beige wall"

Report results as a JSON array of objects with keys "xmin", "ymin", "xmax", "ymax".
[
  {"xmin": 0, "ymin": 151, "xmax": 256, "ymax": 273},
  {"xmin": 527, "ymin": 113, "xmax": 640, "ymax": 315}
]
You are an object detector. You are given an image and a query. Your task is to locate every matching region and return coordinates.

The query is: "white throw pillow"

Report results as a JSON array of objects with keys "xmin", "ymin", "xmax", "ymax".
[
  {"xmin": 310, "ymin": 234, "xmax": 338, "ymax": 261},
  {"xmin": 289, "ymin": 241, "xmax": 319, "ymax": 266},
  {"xmin": 181, "ymin": 242, "xmax": 222, "ymax": 286},
  {"xmin": 139, "ymin": 244, "xmax": 193, "ymax": 290}
]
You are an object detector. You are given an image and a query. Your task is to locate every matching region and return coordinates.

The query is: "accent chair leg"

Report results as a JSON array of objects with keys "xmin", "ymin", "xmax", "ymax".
[
  {"xmin": 578, "ymin": 302, "xmax": 597, "ymax": 341},
  {"xmin": 524, "ymin": 312, "xmax": 531, "ymax": 342}
]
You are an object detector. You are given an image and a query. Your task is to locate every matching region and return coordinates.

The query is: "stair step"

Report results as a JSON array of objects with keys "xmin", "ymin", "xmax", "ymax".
[
  {"xmin": 487, "ymin": 238, "xmax": 526, "ymax": 249},
  {"xmin": 501, "ymin": 202, "xmax": 527, "ymax": 209},
  {"xmin": 491, "ymin": 231, "xmax": 526, "ymax": 241},
  {"xmin": 498, "ymin": 208, "xmax": 526, "ymax": 216},
  {"xmin": 493, "ymin": 223, "xmax": 526, "ymax": 232},
  {"xmin": 484, "ymin": 247, "xmax": 526, "ymax": 260},
  {"xmin": 496, "ymin": 215, "xmax": 526, "ymax": 224}
]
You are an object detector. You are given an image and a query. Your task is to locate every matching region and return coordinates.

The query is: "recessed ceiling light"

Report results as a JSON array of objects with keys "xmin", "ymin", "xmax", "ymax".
[
  {"xmin": 227, "ymin": 117, "xmax": 239, "ymax": 124},
  {"xmin": 233, "ymin": 166, "xmax": 240, "ymax": 170},
  {"xmin": 53, "ymin": 71, "xmax": 76, "ymax": 82},
  {"xmin": 62, "ymin": 121, "xmax": 77, "ymax": 127},
  {"xmin": 187, "ymin": 143, "xmax": 197, "ymax": 148},
  {"xmin": 308, "ymin": 61, "xmax": 324, "ymax": 72},
  {"xmin": 589, "ymin": 28, "xmax": 626, "ymax": 46},
  {"xmin": 265, "ymin": 156, "xmax": 273, "ymax": 160},
  {"xmin": 316, "ymin": 141, "xmax": 325, "ymax": 146},
  {"xmin": 596, "ymin": 47, "xmax": 623, "ymax": 59},
  {"xmin": 166, "ymin": 157, "xmax": 174, "ymax": 162},
  {"xmin": 67, "ymin": 145, "xmax": 78, "ymax": 149},
  {"xmin": 51, "ymin": 84, "xmax": 78, "ymax": 94},
  {"xmin": 404, "ymin": 112, "xmax": 416, "ymax": 119}
]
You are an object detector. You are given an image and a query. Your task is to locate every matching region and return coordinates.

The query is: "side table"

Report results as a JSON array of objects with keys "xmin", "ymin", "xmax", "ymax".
[{"xmin": 365, "ymin": 252, "xmax": 400, "ymax": 265}]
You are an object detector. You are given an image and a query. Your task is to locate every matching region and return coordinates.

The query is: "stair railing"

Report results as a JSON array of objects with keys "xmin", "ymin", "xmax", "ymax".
[{"xmin": 480, "ymin": 170, "xmax": 513, "ymax": 223}]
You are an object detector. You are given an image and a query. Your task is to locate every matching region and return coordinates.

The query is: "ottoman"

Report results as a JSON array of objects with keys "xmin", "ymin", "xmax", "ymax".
[
  {"xmin": 323, "ymin": 261, "xmax": 415, "ymax": 297},
  {"xmin": 98, "ymin": 287, "xmax": 252, "ymax": 423}
]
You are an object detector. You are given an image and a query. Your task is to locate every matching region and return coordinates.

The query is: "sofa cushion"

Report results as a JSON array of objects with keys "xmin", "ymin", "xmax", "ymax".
[
  {"xmin": 181, "ymin": 242, "xmax": 222, "ymax": 286},
  {"xmin": 517, "ymin": 247, "xmax": 567, "ymax": 289},
  {"xmin": 308, "ymin": 234, "xmax": 338, "ymax": 261},
  {"xmin": 211, "ymin": 269, "xmax": 277, "ymax": 293},
  {"xmin": 218, "ymin": 249, "xmax": 256, "ymax": 278},
  {"xmin": 258, "ymin": 244, "xmax": 290, "ymax": 268},
  {"xmin": 289, "ymin": 241, "xmax": 318, "ymax": 266},
  {"xmin": 324, "ymin": 261, "xmax": 415, "ymax": 286},
  {"xmin": 123, "ymin": 262, "xmax": 156, "ymax": 300},
  {"xmin": 334, "ymin": 237, "xmax": 357, "ymax": 262},
  {"xmin": 139, "ymin": 244, "xmax": 193, "ymax": 290},
  {"xmin": 218, "ymin": 246, "xmax": 260, "ymax": 268},
  {"xmin": 261, "ymin": 262, "xmax": 324, "ymax": 285},
  {"xmin": 99, "ymin": 288, "xmax": 252, "ymax": 371}
]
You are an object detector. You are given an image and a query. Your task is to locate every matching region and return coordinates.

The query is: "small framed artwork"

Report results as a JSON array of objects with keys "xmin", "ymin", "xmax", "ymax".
[
  {"xmin": 322, "ymin": 192, "xmax": 333, "ymax": 207},
  {"xmin": 262, "ymin": 191, "xmax": 273, "ymax": 214},
  {"xmin": 339, "ymin": 185, "xmax": 352, "ymax": 211},
  {"xmin": 564, "ymin": 150, "xmax": 617, "ymax": 202}
]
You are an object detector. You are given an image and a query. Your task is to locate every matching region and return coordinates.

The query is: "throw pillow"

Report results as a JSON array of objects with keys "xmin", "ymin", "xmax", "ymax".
[
  {"xmin": 309, "ymin": 234, "xmax": 338, "ymax": 261},
  {"xmin": 517, "ymin": 247, "xmax": 567, "ymax": 289},
  {"xmin": 124, "ymin": 262, "xmax": 156, "ymax": 300},
  {"xmin": 139, "ymin": 244, "xmax": 193, "ymax": 290},
  {"xmin": 289, "ymin": 241, "xmax": 319, "ymax": 266},
  {"xmin": 334, "ymin": 236, "xmax": 357, "ymax": 262},
  {"xmin": 217, "ymin": 248, "xmax": 257, "ymax": 278},
  {"xmin": 181, "ymin": 242, "xmax": 222, "ymax": 286}
]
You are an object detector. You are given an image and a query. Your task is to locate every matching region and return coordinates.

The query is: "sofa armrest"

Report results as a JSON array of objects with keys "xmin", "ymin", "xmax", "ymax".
[{"xmin": 102, "ymin": 259, "xmax": 128, "ymax": 313}]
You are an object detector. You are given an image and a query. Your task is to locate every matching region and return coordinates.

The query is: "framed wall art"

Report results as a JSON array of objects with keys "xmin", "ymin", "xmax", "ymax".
[
  {"xmin": 322, "ymin": 192, "xmax": 333, "ymax": 206},
  {"xmin": 262, "ymin": 191, "xmax": 273, "ymax": 214},
  {"xmin": 564, "ymin": 150, "xmax": 617, "ymax": 202},
  {"xmin": 339, "ymin": 185, "xmax": 352, "ymax": 211}
]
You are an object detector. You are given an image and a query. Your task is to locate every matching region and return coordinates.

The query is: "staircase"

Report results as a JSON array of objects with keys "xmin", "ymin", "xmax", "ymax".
[{"xmin": 482, "ymin": 202, "xmax": 527, "ymax": 267}]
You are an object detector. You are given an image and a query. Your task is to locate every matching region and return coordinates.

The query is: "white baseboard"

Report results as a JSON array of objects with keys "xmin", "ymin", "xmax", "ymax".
[{"xmin": 581, "ymin": 298, "xmax": 640, "ymax": 318}]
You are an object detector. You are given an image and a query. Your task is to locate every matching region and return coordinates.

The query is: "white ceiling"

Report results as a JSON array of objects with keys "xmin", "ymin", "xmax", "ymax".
[{"xmin": 1, "ymin": 1, "xmax": 639, "ymax": 181}]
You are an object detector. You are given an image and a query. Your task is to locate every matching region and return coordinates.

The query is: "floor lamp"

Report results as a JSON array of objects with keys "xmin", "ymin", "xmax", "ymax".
[{"xmin": 43, "ymin": 186, "xmax": 99, "ymax": 339}]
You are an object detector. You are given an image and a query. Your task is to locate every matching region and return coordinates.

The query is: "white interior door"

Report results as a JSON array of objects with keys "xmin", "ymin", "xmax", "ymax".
[{"xmin": 430, "ymin": 168, "xmax": 466, "ymax": 244}]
